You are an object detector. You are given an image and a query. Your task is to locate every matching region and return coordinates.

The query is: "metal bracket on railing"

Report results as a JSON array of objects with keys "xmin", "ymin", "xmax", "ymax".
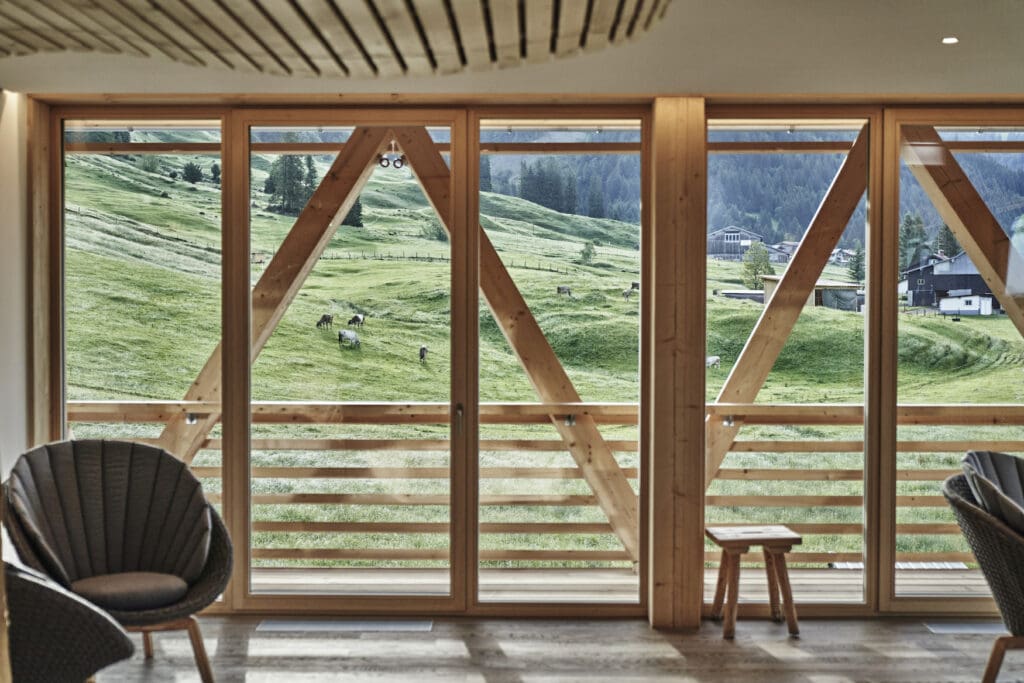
[{"xmin": 185, "ymin": 412, "xmax": 198, "ymax": 425}]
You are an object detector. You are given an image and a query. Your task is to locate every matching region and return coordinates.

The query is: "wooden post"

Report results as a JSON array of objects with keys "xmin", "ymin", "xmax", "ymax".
[
  {"xmin": 901, "ymin": 125, "xmax": 1024, "ymax": 337},
  {"xmin": 649, "ymin": 97, "xmax": 706, "ymax": 629},
  {"xmin": 395, "ymin": 126, "xmax": 641, "ymax": 562},
  {"xmin": 156, "ymin": 126, "xmax": 391, "ymax": 461},
  {"xmin": 705, "ymin": 127, "xmax": 870, "ymax": 486}
]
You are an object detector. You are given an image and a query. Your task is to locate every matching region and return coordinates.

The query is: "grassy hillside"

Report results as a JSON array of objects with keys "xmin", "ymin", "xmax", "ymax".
[{"xmin": 62, "ymin": 149, "xmax": 1024, "ymax": 570}]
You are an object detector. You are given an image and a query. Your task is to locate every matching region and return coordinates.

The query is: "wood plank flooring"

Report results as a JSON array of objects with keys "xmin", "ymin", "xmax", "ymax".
[{"xmin": 97, "ymin": 615, "xmax": 1021, "ymax": 682}]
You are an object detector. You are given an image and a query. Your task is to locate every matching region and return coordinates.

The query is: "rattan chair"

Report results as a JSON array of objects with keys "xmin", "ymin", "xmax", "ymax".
[
  {"xmin": 6, "ymin": 561, "xmax": 134, "ymax": 682},
  {"xmin": 3, "ymin": 440, "xmax": 232, "ymax": 683},
  {"xmin": 944, "ymin": 473, "xmax": 1024, "ymax": 683}
]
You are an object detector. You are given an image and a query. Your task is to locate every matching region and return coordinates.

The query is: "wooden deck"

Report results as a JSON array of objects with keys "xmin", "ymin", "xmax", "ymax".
[{"xmin": 249, "ymin": 567, "xmax": 991, "ymax": 603}]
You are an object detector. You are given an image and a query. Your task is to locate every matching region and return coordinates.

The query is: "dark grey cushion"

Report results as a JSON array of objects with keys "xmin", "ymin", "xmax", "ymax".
[
  {"xmin": 72, "ymin": 571, "xmax": 188, "ymax": 611},
  {"xmin": 963, "ymin": 451, "xmax": 1024, "ymax": 535}
]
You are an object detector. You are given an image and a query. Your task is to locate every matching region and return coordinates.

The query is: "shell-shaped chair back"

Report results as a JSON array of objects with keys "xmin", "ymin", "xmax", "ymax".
[{"xmin": 4, "ymin": 440, "xmax": 211, "ymax": 587}]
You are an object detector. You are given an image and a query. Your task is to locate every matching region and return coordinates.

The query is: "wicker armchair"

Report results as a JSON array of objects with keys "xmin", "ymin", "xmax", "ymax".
[
  {"xmin": 6, "ymin": 561, "xmax": 134, "ymax": 682},
  {"xmin": 944, "ymin": 473, "xmax": 1024, "ymax": 682},
  {"xmin": 3, "ymin": 440, "xmax": 232, "ymax": 683}
]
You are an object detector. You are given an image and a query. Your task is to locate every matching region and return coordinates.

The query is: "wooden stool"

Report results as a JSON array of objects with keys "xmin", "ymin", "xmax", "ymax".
[{"xmin": 706, "ymin": 525, "xmax": 802, "ymax": 639}]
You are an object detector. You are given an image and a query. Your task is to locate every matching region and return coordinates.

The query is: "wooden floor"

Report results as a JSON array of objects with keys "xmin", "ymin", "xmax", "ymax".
[
  {"xmin": 249, "ymin": 567, "xmax": 992, "ymax": 603},
  {"xmin": 97, "ymin": 615, "xmax": 1020, "ymax": 682}
]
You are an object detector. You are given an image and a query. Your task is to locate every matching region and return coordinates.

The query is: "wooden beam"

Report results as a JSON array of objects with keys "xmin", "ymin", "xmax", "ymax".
[
  {"xmin": 705, "ymin": 127, "xmax": 870, "ymax": 487},
  {"xmin": 901, "ymin": 125, "xmax": 1024, "ymax": 337},
  {"xmin": 649, "ymin": 97, "xmax": 706, "ymax": 630},
  {"xmin": 393, "ymin": 126, "xmax": 641, "ymax": 563},
  {"xmin": 155, "ymin": 126, "xmax": 390, "ymax": 461}
]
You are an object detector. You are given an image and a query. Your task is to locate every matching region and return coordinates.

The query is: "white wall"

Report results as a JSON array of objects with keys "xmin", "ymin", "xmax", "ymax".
[{"xmin": 0, "ymin": 91, "xmax": 28, "ymax": 473}]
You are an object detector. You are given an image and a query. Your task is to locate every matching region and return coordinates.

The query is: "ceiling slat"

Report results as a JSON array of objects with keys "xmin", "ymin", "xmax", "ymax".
[
  {"xmin": 555, "ymin": 0, "xmax": 588, "ymax": 55},
  {"xmin": 0, "ymin": 4, "xmax": 68, "ymax": 51},
  {"xmin": 409, "ymin": 0, "xmax": 462, "ymax": 74},
  {"xmin": 1, "ymin": 1, "xmax": 99, "ymax": 53},
  {"xmin": 373, "ymin": 0, "xmax": 434, "ymax": 75},
  {"xmin": 245, "ymin": 1, "xmax": 343, "ymax": 77},
  {"xmin": 88, "ymin": 0, "xmax": 204, "ymax": 65},
  {"xmin": 613, "ymin": 0, "xmax": 643, "ymax": 41},
  {"xmin": 525, "ymin": 0, "xmax": 555, "ymax": 62},
  {"xmin": 584, "ymin": 0, "xmax": 620, "ymax": 51},
  {"xmin": 0, "ymin": 0, "xmax": 670, "ymax": 78},
  {"xmin": 117, "ymin": 0, "xmax": 217, "ymax": 66},
  {"xmin": 215, "ymin": 0, "xmax": 312, "ymax": 76},
  {"xmin": 487, "ymin": 0, "xmax": 521, "ymax": 67},
  {"xmin": 449, "ymin": 0, "xmax": 492, "ymax": 69},
  {"xmin": 156, "ymin": 0, "xmax": 265, "ymax": 74},
  {"xmin": 291, "ymin": 0, "xmax": 375, "ymax": 79},
  {"xmin": 330, "ymin": 1, "xmax": 405, "ymax": 78},
  {"xmin": 57, "ymin": 1, "xmax": 151, "ymax": 58}
]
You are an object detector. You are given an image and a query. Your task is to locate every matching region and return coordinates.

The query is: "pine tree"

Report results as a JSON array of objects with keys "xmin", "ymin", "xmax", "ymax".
[
  {"xmin": 182, "ymin": 161, "xmax": 203, "ymax": 184},
  {"xmin": 342, "ymin": 195, "xmax": 363, "ymax": 227},
  {"xmin": 933, "ymin": 223, "xmax": 960, "ymax": 257},
  {"xmin": 210, "ymin": 162, "xmax": 220, "ymax": 184},
  {"xmin": 263, "ymin": 175, "xmax": 276, "ymax": 195},
  {"xmin": 899, "ymin": 212, "xmax": 929, "ymax": 274},
  {"xmin": 480, "ymin": 155, "xmax": 492, "ymax": 192},
  {"xmin": 742, "ymin": 242, "xmax": 774, "ymax": 289},
  {"xmin": 268, "ymin": 153, "xmax": 306, "ymax": 214},
  {"xmin": 847, "ymin": 240, "xmax": 866, "ymax": 282},
  {"xmin": 587, "ymin": 175, "xmax": 604, "ymax": 218},
  {"xmin": 303, "ymin": 155, "xmax": 317, "ymax": 203},
  {"xmin": 563, "ymin": 169, "xmax": 577, "ymax": 215}
]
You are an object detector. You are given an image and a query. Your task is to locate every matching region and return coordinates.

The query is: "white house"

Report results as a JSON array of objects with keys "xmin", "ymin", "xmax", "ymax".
[{"xmin": 939, "ymin": 294, "xmax": 994, "ymax": 316}]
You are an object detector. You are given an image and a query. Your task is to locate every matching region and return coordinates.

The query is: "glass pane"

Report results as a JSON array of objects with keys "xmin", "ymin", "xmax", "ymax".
[
  {"xmin": 248, "ymin": 126, "xmax": 452, "ymax": 596},
  {"xmin": 63, "ymin": 120, "xmax": 223, "ymax": 526},
  {"xmin": 895, "ymin": 124, "xmax": 1024, "ymax": 598},
  {"xmin": 705, "ymin": 121, "xmax": 870, "ymax": 606},
  {"xmin": 477, "ymin": 119, "xmax": 642, "ymax": 604}
]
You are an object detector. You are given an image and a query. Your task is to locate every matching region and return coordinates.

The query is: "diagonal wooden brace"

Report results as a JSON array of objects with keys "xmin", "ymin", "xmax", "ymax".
[
  {"xmin": 705, "ymin": 127, "xmax": 870, "ymax": 488},
  {"xmin": 394, "ymin": 126, "xmax": 640, "ymax": 561},
  {"xmin": 157, "ymin": 126, "xmax": 392, "ymax": 460},
  {"xmin": 901, "ymin": 125, "xmax": 1024, "ymax": 338}
]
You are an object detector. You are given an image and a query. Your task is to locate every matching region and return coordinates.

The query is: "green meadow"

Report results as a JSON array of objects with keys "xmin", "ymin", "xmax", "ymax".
[{"xmin": 63, "ymin": 150, "xmax": 1024, "ymax": 570}]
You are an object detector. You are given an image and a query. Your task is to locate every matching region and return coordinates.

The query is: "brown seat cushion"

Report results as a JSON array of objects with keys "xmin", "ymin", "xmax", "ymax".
[{"xmin": 71, "ymin": 572, "xmax": 188, "ymax": 611}]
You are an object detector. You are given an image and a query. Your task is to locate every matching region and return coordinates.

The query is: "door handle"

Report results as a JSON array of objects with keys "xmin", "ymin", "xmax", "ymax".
[{"xmin": 454, "ymin": 403, "xmax": 464, "ymax": 435}]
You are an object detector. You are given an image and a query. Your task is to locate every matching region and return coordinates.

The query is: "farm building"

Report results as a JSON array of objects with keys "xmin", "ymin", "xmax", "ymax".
[
  {"xmin": 939, "ymin": 294, "xmax": 995, "ymax": 316},
  {"xmin": 762, "ymin": 275, "xmax": 862, "ymax": 311},
  {"xmin": 900, "ymin": 250, "xmax": 1001, "ymax": 310},
  {"xmin": 3, "ymin": 2, "xmax": 1024, "ymax": 682}
]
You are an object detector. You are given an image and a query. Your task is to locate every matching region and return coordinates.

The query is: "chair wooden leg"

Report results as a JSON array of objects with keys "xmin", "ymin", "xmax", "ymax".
[
  {"xmin": 142, "ymin": 631, "xmax": 154, "ymax": 659},
  {"xmin": 186, "ymin": 616, "xmax": 215, "ymax": 683},
  {"xmin": 722, "ymin": 549, "xmax": 742, "ymax": 639},
  {"xmin": 982, "ymin": 635, "xmax": 1024, "ymax": 683},
  {"xmin": 763, "ymin": 547, "xmax": 782, "ymax": 622},
  {"xmin": 771, "ymin": 550, "xmax": 799, "ymax": 636},
  {"xmin": 710, "ymin": 551, "xmax": 733, "ymax": 620}
]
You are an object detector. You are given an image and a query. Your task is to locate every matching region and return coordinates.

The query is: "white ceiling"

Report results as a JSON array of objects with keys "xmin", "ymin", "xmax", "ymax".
[{"xmin": 1, "ymin": 0, "xmax": 1022, "ymax": 97}]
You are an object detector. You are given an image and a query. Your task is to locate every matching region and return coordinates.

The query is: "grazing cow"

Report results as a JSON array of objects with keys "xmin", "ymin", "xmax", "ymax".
[
  {"xmin": 419, "ymin": 345, "xmax": 428, "ymax": 362},
  {"xmin": 556, "ymin": 285, "xmax": 573, "ymax": 297},
  {"xmin": 347, "ymin": 313, "xmax": 365, "ymax": 326},
  {"xmin": 316, "ymin": 314, "xmax": 333, "ymax": 329},
  {"xmin": 622, "ymin": 288, "xmax": 634, "ymax": 301},
  {"xmin": 631, "ymin": 281, "xmax": 640, "ymax": 290},
  {"xmin": 706, "ymin": 355, "xmax": 721, "ymax": 369},
  {"xmin": 339, "ymin": 329, "xmax": 361, "ymax": 347}
]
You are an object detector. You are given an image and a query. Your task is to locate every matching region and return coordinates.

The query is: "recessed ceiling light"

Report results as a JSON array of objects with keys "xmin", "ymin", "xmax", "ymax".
[{"xmin": 942, "ymin": 36, "xmax": 959, "ymax": 45}]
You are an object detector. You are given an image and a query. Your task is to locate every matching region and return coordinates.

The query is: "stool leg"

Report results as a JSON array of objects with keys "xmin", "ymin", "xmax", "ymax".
[
  {"xmin": 722, "ymin": 549, "xmax": 742, "ymax": 639},
  {"xmin": 711, "ymin": 551, "xmax": 732, "ymax": 620},
  {"xmin": 772, "ymin": 550, "xmax": 800, "ymax": 636},
  {"xmin": 763, "ymin": 547, "xmax": 782, "ymax": 622}
]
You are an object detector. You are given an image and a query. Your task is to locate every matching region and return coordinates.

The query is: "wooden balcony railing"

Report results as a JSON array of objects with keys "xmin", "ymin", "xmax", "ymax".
[{"xmin": 64, "ymin": 400, "xmax": 1024, "ymax": 569}]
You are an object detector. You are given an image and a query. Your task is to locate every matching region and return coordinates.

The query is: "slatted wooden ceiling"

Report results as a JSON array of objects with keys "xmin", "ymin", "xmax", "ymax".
[{"xmin": 0, "ymin": 0, "xmax": 671, "ymax": 78}]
